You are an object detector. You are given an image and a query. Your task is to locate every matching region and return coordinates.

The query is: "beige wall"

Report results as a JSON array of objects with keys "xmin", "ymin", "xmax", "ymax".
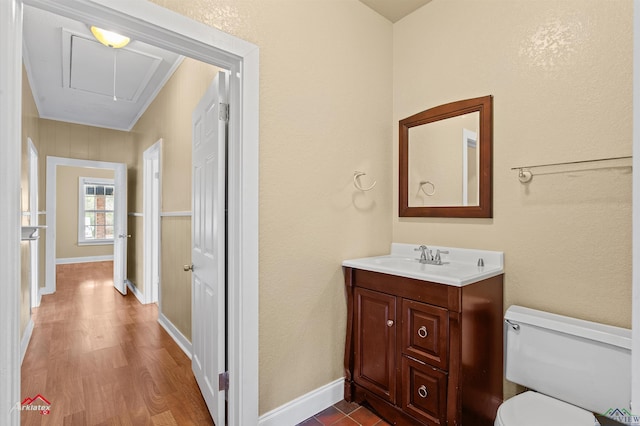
[
  {"xmin": 150, "ymin": 0, "xmax": 394, "ymax": 414},
  {"xmin": 160, "ymin": 217, "xmax": 192, "ymax": 337},
  {"xmin": 393, "ymin": 0, "xmax": 632, "ymax": 397},
  {"xmin": 129, "ymin": 57, "xmax": 220, "ymax": 328},
  {"xmin": 37, "ymin": 119, "xmax": 136, "ymax": 290},
  {"xmin": 55, "ymin": 166, "xmax": 115, "ymax": 260},
  {"xmin": 37, "ymin": 119, "xmax": 137, "ymax": 173}
]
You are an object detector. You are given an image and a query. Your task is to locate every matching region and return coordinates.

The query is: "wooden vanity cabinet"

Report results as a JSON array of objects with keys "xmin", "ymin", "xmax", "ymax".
[{"xmin": 344, "ymin": 268, "xmax": 503, "ymax": 426}]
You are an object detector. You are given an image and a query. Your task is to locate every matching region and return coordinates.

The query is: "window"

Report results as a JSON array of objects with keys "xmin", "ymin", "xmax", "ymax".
[{"xmin": 78, "ymin": 177, "xmax": 115, "ymax": 244}]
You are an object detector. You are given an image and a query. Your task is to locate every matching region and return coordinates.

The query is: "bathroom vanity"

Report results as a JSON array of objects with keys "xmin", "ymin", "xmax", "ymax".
[{"xmin": 343, "ymin": 244, "xmax": 504, "ymax": 425}]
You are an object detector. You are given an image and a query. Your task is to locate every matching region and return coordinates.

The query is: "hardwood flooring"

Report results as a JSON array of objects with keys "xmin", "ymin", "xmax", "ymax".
[{"xmin": 21, "ymin": 262, "xmax": 213, "ymax": 426}]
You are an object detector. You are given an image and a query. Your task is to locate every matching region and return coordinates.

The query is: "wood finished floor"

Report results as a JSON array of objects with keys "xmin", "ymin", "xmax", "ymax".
[{"xmin": 21, "ymin": 262, "xmax": 214, "ymax": 426}]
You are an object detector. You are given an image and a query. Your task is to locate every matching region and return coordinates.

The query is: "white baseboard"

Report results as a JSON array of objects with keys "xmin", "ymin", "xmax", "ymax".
[
  {"xmin": 34, "ymin": 287, "xmax": 42, "ymax": 307},
  {"xmin": 258, "ymin": 377, "xmax": 345, "ymax": 426},
  {"xmin": 55, "ymin": 255, "xmax": 114, "ymax": 264},
  {"xmin": 158, "ymin": 312, "xmax": 192, "ymax": 359},
  {"xmin": 126, "ymin": 279, "xmax": 144, "ymax": 304},
  {"xmin": 20, "ymin": 318, "xmax": 34, "ymax": 365}
]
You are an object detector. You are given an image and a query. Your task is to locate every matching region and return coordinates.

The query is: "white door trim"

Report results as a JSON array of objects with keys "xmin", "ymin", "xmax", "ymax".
[
  {"xmin": 27, "ymin": 138, "xmax": 41, "ymax": 308},
  {"xmin": 14, "ymin": 2, "xmax": 260, "ymax": 425},
  {"xmin": 632, "ymin": 0, "xmax": 640, "ymax": 412},
  {"xmin": 461, "ymin": 128, "xmax": 477, "ymax": 207},
  {"xmin": 143, "ymin": 139, "xmax": 162, "ymax": 304},
  {"xmin": 44, "ymin": 156, "xmax": 127, "ymax": 295},
  {"xmin": 0, "ymin": 0, "xmax": 23, "ymax": 421}
]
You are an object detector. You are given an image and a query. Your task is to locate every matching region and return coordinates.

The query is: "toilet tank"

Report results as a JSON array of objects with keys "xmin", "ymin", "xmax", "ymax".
[{"xmin": 504, "ymin": 305, "xmax": 632, "ymax": 415}]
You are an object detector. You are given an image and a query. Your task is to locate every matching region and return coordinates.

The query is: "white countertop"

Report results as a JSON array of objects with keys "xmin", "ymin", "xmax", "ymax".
[{"xmin": 343, "ymin": 243, "xmax": 504, "ymax": 287}]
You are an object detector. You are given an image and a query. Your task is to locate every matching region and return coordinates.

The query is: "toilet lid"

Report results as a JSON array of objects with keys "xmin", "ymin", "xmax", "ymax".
[{"xmin": 496, "ymin": 391, "xmax": 597, "ymax": 426}]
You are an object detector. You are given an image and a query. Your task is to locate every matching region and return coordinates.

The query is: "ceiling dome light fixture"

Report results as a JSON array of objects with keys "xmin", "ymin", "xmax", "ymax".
[{"xmin": 90, "ymin": 26, "xmax": 130, "ymax": 49}]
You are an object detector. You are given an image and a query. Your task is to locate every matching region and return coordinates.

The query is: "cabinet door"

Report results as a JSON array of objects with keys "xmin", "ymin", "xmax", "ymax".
[
  {"xmin": 354, "ymin": 288, "xmax": 396, "ymax": 403},
  {"xmin": 402, "ymin": 299, "xmax": 449, "ymax": 370}
]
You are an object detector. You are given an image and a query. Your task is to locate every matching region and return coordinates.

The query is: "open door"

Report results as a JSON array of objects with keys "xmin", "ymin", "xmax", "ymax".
[
  {"xmin": 144, "ymin": 140, "xmax": 161, "ymax": 304},
  {"xmin": 113, "ymin": 163, "xmax": 128, "ymax": 295},
  {"xmin": 191, "ymin": 71, "xmax": 229, "ymax": 425}
]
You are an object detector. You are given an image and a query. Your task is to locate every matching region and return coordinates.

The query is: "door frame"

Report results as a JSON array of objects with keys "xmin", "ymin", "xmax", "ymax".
[
  {"xmin": 27, "ymin": 138, "xmax": 40, "ymax": 308},
  {"xmin": 633, "ymin": 0, "xmax": 640, "ymax": 412},
  {"xmin": 1, "ymin": 1, "xmax": 260, "ymax": 425},
  {"xmin": 44, "ymin": 156, "xmax": 127, "ymax": 295},
  {"xmin": 143, "ymin": 139, "xmax": 161, "ymax": 304}
]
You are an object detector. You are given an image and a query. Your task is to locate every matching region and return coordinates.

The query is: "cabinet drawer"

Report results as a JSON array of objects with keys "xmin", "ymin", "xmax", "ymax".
[
  {"xmin": 401, "ymin": 356, "xmax": 447, "ymax": 426},
  {"xmin": 401, "ymin": 299, "xmax": 449, "ymax": 370}
]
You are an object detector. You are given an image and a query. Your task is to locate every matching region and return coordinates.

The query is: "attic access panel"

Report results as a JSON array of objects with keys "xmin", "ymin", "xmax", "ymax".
[{"xmin": 68, "ymin": 35, "xmax": 161, "ymax": 102}]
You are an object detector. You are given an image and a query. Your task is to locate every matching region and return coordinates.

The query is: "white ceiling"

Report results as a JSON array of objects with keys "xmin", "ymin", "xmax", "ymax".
[
  {"xmin": 358, "ymin": 0, "xmax": 432, "ymax": 22},
  {"xmin": 23, "ymin": 5, "xmax": 184, "ymax": 131}
]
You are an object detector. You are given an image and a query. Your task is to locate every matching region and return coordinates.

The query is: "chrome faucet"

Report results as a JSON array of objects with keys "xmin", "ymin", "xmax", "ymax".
[
  {"xmin": 414, "ymin": 245, "xmax": 449, "ymax": 265},
  {"xmin": 414, "ymin": 245, "xmax": 431, "ymax": 264},
  {"xmin": 434, "ymin": 249, "xmax": 449, "ymax": 264}
]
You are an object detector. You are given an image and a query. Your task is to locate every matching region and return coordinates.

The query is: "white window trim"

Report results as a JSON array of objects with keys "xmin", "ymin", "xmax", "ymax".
[{"xmin": 78, "ymin": 176, "xmax": 115, "ymax": 245}]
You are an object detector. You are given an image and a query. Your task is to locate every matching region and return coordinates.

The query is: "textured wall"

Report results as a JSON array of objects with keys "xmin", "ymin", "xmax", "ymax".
[
  {"xmin": 393, "ymin": 0, "xmax": 632, "ymax": 398},
  {"xmin": 149, "ymin": 0, "xmax": 394, "ymax": 414}
]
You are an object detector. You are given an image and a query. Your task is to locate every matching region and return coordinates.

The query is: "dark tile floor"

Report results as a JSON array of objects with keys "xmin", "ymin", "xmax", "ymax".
[{"xmin": 297, "ymin": 400, "xmax": 390, "ymax": 426}]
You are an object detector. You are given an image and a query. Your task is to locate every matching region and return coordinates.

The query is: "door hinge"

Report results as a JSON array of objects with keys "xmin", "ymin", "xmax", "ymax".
[
  {"xmin": 219, "ymin": 103, "xmax": 229, "ymax": 122},
  {"xmin": 218, "ymin": 371, "xmax": 229, "ymax": 391}
]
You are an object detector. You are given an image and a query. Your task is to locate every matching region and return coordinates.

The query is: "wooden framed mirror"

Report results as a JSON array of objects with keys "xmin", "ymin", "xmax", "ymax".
[{"xmin": 399, "ymin": 95, "xmax": 493, "ymax": 218}]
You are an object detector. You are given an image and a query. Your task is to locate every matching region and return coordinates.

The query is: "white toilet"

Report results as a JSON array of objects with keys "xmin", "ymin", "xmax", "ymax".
[{"xmin": 495, "ymin": 305, "xmax": 632, "ymax": 426}]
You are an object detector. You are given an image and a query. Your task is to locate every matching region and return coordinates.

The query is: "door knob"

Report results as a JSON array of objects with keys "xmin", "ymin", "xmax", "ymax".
[
  {"xmin": 386, "ymin": 320, "xmax": 394, "ymax": 327},
  {"xmin": 118, "ymin": 234, "xmax": 131, "ymax": 238},
  {"xmin": 183, "ymin": 264, "xmax": 194, "ymax": 272}
]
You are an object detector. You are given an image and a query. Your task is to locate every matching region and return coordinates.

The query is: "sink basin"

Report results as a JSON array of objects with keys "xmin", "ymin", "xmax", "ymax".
[
  {"xmin": 371, "ymin": 256, "xmax": 445, "ymax": 269},
  {"xmin": 343, "ymin": 243, "xmax": 504, "ymax": 287}
]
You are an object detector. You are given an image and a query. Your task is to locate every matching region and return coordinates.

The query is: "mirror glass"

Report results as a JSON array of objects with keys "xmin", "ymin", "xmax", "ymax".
[
  {"xmin": 408, "ymin": 112, "xmax": 479, "ymax": 207},
  {"xmin": 399, "ymin": 96, "xmax": 492, "ymax": 218}
]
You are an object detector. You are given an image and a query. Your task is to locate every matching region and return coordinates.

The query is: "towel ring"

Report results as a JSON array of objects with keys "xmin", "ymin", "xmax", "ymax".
[
  {"xmin": 353, "ymin": 171, "xmax": 376, "ymax": 191},
  {"xmin": 419, "ymin": 180, "xmax": 436, "ymax": 196}
]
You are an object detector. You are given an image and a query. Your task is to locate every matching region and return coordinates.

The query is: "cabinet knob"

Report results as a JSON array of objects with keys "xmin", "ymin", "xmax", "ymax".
[
  {"xmin": 386, "ymin": 319, "xmax": 394, "ymax": 327},
  {"xmin": 417, "ymin": 326, "xmax": 428, "ymax": 338},
  {"xmin": 418, "ymin": 385, "xmax": 428, "ymax": 398}
]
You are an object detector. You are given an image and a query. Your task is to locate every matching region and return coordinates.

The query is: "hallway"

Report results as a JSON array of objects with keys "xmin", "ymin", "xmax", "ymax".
[{"xmin": 21, "ymin": 262, "xmax": 213, "ymax": 425}]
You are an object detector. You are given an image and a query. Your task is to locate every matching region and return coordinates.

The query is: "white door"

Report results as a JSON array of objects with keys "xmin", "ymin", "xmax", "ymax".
[
  {"xmin": 144, "ymin": 140, "xmax": 161, "ymax": 304},
  {"xmin": 191, "ymin": 71, "xmax": 228, "ymax": 425},
  {"xmin": 113, "ymin": 163, "xmax": 128, "ymax": 295},
  {"xmin": 28, "ymin": 139, "xmax": 39, "ymax": 308}
]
